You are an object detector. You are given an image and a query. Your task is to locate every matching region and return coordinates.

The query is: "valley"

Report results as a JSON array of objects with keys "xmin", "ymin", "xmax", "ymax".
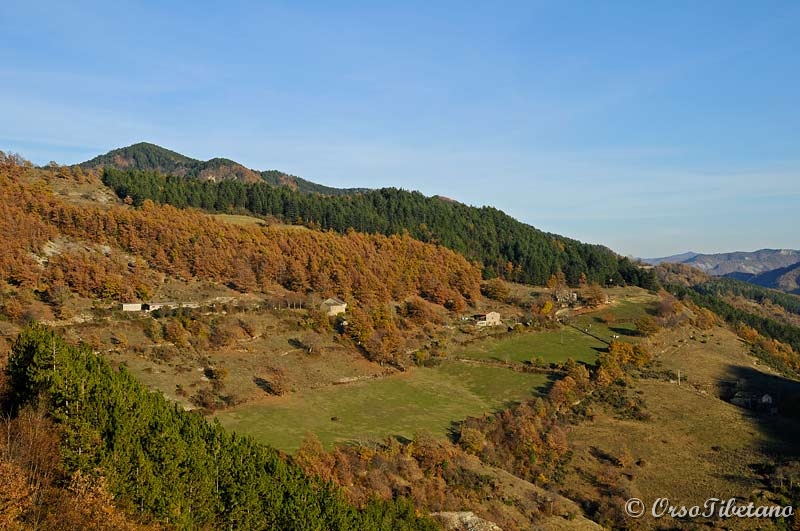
[
  {"xmin": 1, "ymin": 150, "xmax": 799, "ymax": 531},
  {"xmin": 4, "ymin": 3, "xmax": 799, "ymax": 529}
]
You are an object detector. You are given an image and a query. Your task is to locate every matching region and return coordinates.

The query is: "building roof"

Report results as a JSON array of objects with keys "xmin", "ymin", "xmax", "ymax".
[{"xmin": 322, "ymin": 297, "xmax": 347, "ymax": 306}]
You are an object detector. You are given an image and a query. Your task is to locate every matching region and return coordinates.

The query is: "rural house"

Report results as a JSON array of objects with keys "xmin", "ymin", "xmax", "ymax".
[
  {"xmin": 144, "ymin": 302, "xmax": 178, "ymax": 312},
  {"xmin": 554, "ymin": 289, "xmax": 578, "ymax": 305},
  {"xmin": 121, "ymin": 302, "xmax": 200, "ymax": 312},
  {"xmin": 320, "ymin": 297, "xmax": 347, "ymax": 316},
  {"xmin": 474, "ymin": 311, "xmax": 501, "ymax": 327}
]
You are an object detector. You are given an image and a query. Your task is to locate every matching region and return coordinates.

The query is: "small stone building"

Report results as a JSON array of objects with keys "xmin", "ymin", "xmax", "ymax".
[
  {"xmin": 474, "ymin": 311, "xmax": 501, "ymax": 327},
  {"xmin": 320, "ymin": 297, "xmax": 347, "ymax": 316}
]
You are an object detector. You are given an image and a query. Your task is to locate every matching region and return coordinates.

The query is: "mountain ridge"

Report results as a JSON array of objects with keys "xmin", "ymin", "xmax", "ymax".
[
  {"xmin": 80, "ymin": 141, "xmax": 368, "ymax": 196},
  {"xmin": 726, "ymin": 261, "xmax": 800, "ymax": 295},
  {"xmin": 643, "ymin": 248, "xmax": 800, "ymax": 274},
  {"xmin": 641, "ymin": 251, "xmax": 699, "ymax": 265},
  {"xmin": 645, "ymin": 248, "xmax": 800, "ymax": 294}
]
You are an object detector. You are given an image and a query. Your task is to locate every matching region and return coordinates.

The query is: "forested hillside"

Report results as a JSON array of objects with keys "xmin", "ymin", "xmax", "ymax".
[
  {"xmin": 82, "ymin": 142, "xmax": 366, "ymax": 195},
  {"xmin": 101, "ymin": 167, "xmax": 657, "ymax": 288},
  {"xmin": 0, "ymin": 153, "xmax": 480, "ymax": 348},
  {"xmin": 1, "ymin": 324, "xmax": 437, "ymax": 530},
  {"xmin": 691, "ymin": 277, "xmax": 800, "ymax": 316},
  {"xmin": 0, "ymin": 154, "xmax": 480, "ymax": 374}
]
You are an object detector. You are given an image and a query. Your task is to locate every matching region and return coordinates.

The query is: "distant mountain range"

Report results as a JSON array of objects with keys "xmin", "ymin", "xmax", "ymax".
[
  {"xmin": 641, "ymin": 251, "xmax": 700, "ymax": 265},
  {"xmin": 80, "ymin": 142, "xmax": 367, "ymax": 196},
  {"xmin": 727, "ymin": 262, "xmax": 800, "ymax": 295},
  {"xmin": 644, "ymin": 248, "xmax": 800, "ymax": 294}
]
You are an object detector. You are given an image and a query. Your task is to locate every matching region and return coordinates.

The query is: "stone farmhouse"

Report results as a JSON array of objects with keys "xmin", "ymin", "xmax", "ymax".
[
  {"xmin": 320, "ymin": 297, "xmax": 348, "ymax": 316},
  {"xmin": 474, "ymin": 311, "xmax": 502, "ymax": 327}
]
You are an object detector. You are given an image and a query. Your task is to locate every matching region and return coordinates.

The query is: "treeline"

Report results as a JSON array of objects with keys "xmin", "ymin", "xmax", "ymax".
[
  {"xmin": 0, "ymin": 161, "xmax": 481, "ymax": 313},
  {"xmin": 261, "ymin": 169, "xmax": 368, "ymax": 196},
  {"xmin": 2, "ymin": 324, "xmax": 438, "ymax": 530},
  {"xmin": 102, "ymin": 168, "xmax": 657, "ymax": 288}
]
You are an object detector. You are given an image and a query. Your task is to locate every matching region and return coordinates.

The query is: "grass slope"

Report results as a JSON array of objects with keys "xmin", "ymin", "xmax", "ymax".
[
  {"xmin": 216, "ymin": 361, "xmax": 548, "ymax": 452},
  {"xmin": 456, "ymin": 288, "xmax": 657, "ymax": 365},
  {"xmin": 564, "ymin": 324, "xmax": 800, "ymax": 530},
  {"xmin": 454, "ymin": 328, "xmax": 605, "ymax": 365}
]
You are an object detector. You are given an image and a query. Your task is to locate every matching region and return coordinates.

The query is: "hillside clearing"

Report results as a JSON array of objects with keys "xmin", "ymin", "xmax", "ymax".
[
  {"xmin": 216, "ymin": 361, "xmax": 548, "ymax": 452},
  {"xmin": 562, "ymin": 324, "xmax": 800, "ymax": 530}
]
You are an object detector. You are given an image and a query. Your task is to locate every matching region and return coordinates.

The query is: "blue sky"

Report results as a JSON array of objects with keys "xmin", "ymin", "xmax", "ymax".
[{"xmin": 2, "ymin": 1, "xmax": 798, "ymax": 257}]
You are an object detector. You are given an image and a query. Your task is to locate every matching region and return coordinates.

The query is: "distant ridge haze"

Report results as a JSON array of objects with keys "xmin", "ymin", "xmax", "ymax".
[
  {"xmin": 644, "ymin": 248, "xmax": 800, "ymax": 294},
  {"xmin": 641, "ymin": 251, "xmax": 699, "ymax": 265},
  {"xmin": 643, "ymin": 248, "xmax": 800, "ymax": 275}
]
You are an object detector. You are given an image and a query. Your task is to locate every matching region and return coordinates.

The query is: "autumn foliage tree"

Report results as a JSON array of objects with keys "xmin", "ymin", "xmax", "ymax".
[
  {"xmin": 582, "ymin": 283, "xmax": 607, "ymax": 307},
  {"xmin": 0, "ymin": 163, "xmax": 483, "ymax": 338},
  {"xmin": 481, "ymin": 278, "xmax": 510, "ymax": 301},
  {"xmin": 634, "ymin": 315, "xmax": 659, "ymax": 337}
]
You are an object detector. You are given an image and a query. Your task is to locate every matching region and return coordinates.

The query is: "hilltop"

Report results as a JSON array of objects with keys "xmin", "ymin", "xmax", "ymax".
[
  {"xmin": 80, "ymin": 142, "xmax": 367, "ymax": 195},
  {"xmin": 84, "ymin": 143, "xmax": 662, "ymax": 289}
]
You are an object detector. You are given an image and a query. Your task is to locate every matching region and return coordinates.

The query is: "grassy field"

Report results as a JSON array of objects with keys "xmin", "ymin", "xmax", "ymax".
[
  {"xmin": 212, "ymin": 213, "xmax": 268, "ymax": 226},
  {"xmin": 563, "ymin": 324, "xmax": 800, "ymax": 530},
  {"xmin": 213, "ymin": 213, "xmax": 309, "ymax": 230},
  {"xmin": 215, "ymin": 361, "xmax": 547, "ymax": 452},
  {"xmin": 571, "ymin": 299, "xmax": 654, "ymax": 340},
  {"xmin": 454, "ymin": 288, "xmax": 658, "ymax": 365},
  {"xmin": 124, "ymin": 285, "xmax": 658, "ymax": 457},
  {"xmin": 454, "ymin": 327, "xmax": 605, "ymax": 365}
]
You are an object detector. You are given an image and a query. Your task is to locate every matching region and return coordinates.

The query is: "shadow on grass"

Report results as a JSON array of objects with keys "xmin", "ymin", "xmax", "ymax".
[
  {"xmin": 608, "ymin": 326, "xmax": 638, "ymax": 337},
  {"xmin": 253, "ymin": 376, "xmax": 280, "ymax": 395},
  {"xmin": 590, "ymin": 446, "xmax": 622, "ymax": 466},
  {"xmin": 393, "ymin": 434, "xmax": 414, "ymax": 445},
  {"xmin": 722, "ymin": 365, "xmax": 800, "ymax": 458},
  {"xmin": 287, "ymin": 338, "xmax": 304, "ymax": 349},
  {"xmin": 537, "ymin": 372, "xmax": 561, "ymax": 395},
  {"xmin": 709, "ymin": 367, "xmax": 800, "ymax": 507}
]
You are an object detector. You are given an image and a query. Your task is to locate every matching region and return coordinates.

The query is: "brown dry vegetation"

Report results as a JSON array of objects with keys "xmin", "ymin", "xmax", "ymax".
[
  {"xmin": 3, "ymin": 153, "xmax": 800, "ymax": 530},
  {"xmin": 0, "ymin": 153, "xmax": 480, "ymax": 317},
  {"xmin": 561, "ymin": 322, "xmax": 800, "ymax": 530}
]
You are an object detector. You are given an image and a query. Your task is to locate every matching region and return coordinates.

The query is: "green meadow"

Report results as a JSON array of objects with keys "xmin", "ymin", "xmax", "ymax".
[{"xmin": 216, "ymin": 361, "xmax": 548, "ymax": 452}]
